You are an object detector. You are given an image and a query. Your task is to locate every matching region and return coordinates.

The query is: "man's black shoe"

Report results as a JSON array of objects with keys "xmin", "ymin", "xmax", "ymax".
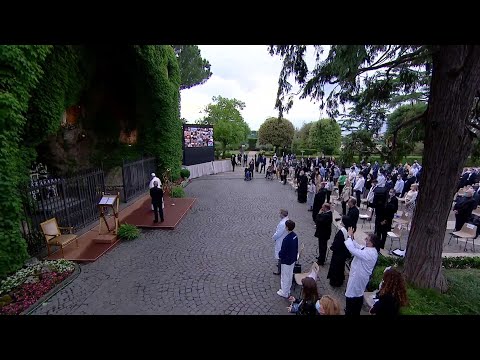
[{"xmin": 273, "ymin": 271, "xmax": 280, "ymax": 275}]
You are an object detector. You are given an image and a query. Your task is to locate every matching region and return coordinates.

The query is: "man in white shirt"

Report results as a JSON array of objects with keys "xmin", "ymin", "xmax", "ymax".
[
  {"xmin": 353, "ymin": 174, "xmax": 365, "ymax": 207},
  {"xmin": 394, "ymin": 176, "xmax": 404, "ymax": 197},
  {"xmin": 149, "ymin": 173, "xmax": 162, "ymax": 210},
  {"xmin": 344, "ymin": 228, "xmax": 379, "ymax": 316},
  {"xmin": 272, "ymin": 209, "xmax": 289, "ymax": 275},
  {"xmin": 376, "ymin": 171, "xmax": 386, "ymax": 188}
]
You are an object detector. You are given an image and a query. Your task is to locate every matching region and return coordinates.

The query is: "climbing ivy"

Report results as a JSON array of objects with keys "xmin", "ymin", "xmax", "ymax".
[
  {"xmin": 0, "ymin": 45, "xmax": 53, "ymax": 278},
  {"xmin": 133, "ymin": 45, "xmax": 182, "ymax": 179},
  {"xmin": 0, "ymin": 45, "xmax": 181, "ymax": 278},
  {"xmin": 24, "ymin": 45, "xmax": 92, "ymax": 146}
]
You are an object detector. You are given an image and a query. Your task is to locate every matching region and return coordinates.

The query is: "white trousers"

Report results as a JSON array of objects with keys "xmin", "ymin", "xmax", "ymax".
[{"xmin": 280, "ymin": 263, "xmax": 295, "ymax": 297}]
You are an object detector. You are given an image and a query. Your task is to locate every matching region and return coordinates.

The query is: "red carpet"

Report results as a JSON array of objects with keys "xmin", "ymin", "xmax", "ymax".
[
  {"xmin": 45, "ymin": 194, "xmax": 195, "ymax": 262},
  {"xmin": 122, "ymin": 196, "xmax": 196, "ymax": 229}
]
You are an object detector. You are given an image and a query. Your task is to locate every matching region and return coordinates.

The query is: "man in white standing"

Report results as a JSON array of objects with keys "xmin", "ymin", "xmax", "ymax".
[
  {"xmin": 272, "ymin": 209, "xmax": 289, "ymax": 275},
  {"xmin": 149, "ymin": 173, "xmax": 162, "ymax": 210},
  {"xmin": 343, "ymin": 228, "xmax": 379, "ymax": 315}
]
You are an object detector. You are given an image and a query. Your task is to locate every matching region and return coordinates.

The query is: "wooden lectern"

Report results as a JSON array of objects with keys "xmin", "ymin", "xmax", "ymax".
[{"xmin": 94, "ymin": 192, "xmax": 120, "ymax": 244}]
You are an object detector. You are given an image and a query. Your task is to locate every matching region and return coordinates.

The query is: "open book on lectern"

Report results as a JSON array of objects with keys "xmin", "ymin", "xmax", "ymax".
[{"xmin": 99, "ymin": 196, "xmax": 116, "ymax": 205}]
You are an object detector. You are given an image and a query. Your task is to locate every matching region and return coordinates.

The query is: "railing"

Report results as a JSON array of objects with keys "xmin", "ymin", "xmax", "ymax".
[
  {"xmin": 20, "ymin": 169, "xmax": 105, "ymax": 257},
  {"xmin": 121, "ymin": 157, "xmax": 156, "ymax": 203}
]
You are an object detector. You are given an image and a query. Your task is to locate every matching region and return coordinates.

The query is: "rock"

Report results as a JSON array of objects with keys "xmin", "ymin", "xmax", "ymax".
[{"xmin": 24, "ymin": 257, "xmax": 41, "ymax": 267}]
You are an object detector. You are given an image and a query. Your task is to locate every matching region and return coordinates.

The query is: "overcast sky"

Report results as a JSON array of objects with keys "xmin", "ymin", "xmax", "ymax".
[{"xmin": 180, "ymin": 45, "xmax": 332, "ymax": 131}]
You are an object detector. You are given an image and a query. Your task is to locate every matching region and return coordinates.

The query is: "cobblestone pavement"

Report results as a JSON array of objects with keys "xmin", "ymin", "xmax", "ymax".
[
  {"xmin": 33, "ymin": 167, "xmax": 475, "ymax": 315},
  {"xmin": 34, "ymin": 168, "xmax": 349, "ymax": 315}
]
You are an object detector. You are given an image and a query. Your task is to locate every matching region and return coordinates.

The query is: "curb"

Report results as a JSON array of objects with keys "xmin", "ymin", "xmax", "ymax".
[{"xmin": 21, "ymin": 263, "xmax": 81, "ymax": 315}]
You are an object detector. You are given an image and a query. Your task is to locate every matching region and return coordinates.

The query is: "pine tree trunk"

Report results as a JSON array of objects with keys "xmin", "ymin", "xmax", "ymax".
[{"xmin": 404, "ymin": 46, "xmax": 480, "ymax": 292}]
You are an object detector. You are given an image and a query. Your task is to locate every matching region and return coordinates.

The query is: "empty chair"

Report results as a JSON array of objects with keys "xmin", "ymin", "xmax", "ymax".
[
  {"xmin": 393, "ymin": 212, "xmax": 410, "ymax": 230},
  {"xmin": 40, "ymin": 218, "xmax": 79, "ymax": 257},
  {"xmin": 359, "ymin": 208, "xmax": 374, "ymax": 229},
  {"xmin": 387, "ymin": 224, "xmax": 403, "ymax": 251},
  {"xmin": 448, "ymin": 223, "xmax": 477, "ymax": 252},
  {"xmin": 293, "ymin": 262, "xmax": 319, "ymax": 295}
]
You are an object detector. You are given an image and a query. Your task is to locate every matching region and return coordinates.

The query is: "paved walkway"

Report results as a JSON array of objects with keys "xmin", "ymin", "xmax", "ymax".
[{"xmin": 32, "ymin": 167, "xmax": 475, "ymax": 315}]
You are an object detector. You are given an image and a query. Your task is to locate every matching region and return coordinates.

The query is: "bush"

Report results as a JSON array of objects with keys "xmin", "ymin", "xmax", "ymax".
[
  {"xmin": 223, "ymin": 151, "xmax": 232, "ymax": 159},
  {"xmin": 170, "ymin": 186, "xmax": 185, "ymax": 198},
  {"xmin": 118, "ymin": 223, "xmax": 140, "ymax": 241},
  {"xmin": 442, "ymin": 256, "xmax": 480, "ymax": 269},
  {"xmin": 180, "ymin": 168, "xmax": 190, "ymax": 179}
]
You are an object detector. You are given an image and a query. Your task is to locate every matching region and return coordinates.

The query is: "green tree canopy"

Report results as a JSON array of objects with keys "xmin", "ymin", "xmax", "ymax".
[
  {"xmin": 197, "ymin": 96, "xmax": 250, "ymax": 151},
  {"xmin": 309, "ymin": 118, "xmax": 341, "ymax": 155},
  {"xmin": 269, "ymin": 44, "xmax": 480, "ymax": 291},
  {"xmin": 294, "ymin": 122, "xmax": 314, "ymax": 150},
  {"xmin": 173, "ymin": 45, "xmax": 212, "ymax": 90},
  {"xmin": 258, "ymin": 117, "xmax": 295, "ymax": 151}
]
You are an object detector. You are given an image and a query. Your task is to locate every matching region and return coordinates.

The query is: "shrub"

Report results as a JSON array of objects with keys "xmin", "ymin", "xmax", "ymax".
[
  {"xmin": 171, "ymin": 186, "xmax": 185, "ymax": 198},
  {"xmin": 118, "ymin": 223, "xmax": 140, "ymax": 241},
  {"xmin": 223, "ymin": 151, "xmax": 232, "ymax": 159},
  {"xmin": 180, "ymin": 168, "xmax": 190, "ymax": 179},
  {"xmin": 442, "ymin": 256, "xmax": 480, "ymax": 269}
]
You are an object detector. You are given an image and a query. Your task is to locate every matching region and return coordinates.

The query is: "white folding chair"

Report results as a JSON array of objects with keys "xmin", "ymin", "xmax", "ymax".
[{"xmin": 387, "ymin": 224, "xmax": 403, "ymax": 251}]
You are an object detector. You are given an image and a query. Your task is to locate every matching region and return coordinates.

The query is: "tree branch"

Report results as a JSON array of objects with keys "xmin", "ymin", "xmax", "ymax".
[
  {"xmin": 357, "ymin": 47, "xmax": 428, "ymax": 74},
  {"xmin": 391, "ymin": 111, "xmax": 427, "ymax": 149}
]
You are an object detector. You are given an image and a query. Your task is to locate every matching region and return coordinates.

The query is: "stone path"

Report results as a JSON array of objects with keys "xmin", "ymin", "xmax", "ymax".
[{"xmin": 32, "ymin": 167, "xmax": 476, "ymax": 315}]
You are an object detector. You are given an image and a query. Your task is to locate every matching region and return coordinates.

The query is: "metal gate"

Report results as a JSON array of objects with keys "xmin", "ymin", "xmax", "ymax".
[
  {"xmin": 121, "ymin": 157, "xmax": 156, "ymax": 202},
  {"xmin": 20, "ymin": 169, "xmax": 105, "ymax": 256}
]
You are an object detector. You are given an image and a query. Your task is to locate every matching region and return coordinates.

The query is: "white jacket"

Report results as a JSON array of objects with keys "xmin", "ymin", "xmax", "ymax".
[
  {"xmin": 344, "ymin": 237, "xmax": 378, "ymax": 298},
  {"xmin": 149, "ymin": 177, "xmax": 162, "ymax": 188},
  {"xmin": 273, "ymin": 216, "xmax": 289, "ymax": 260}
]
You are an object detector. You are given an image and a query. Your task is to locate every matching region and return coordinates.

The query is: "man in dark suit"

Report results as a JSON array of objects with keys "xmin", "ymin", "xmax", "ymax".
[
  {"xmin": 149, "ymin": 181, "xmax": 164, "ymax": 223},
  {"xmin": 375, "ymin": 189, "xmax": 399, "ymax": 249},
  {"xmin": 347, "ymin": 198, "xmax": 359, "ymax": 232},
  {"xmin": 454, "ymin": 189, "xmax": 476, "ymax": 231},
  {"xmin": 315, "ymin": 203, "xmax": 333, "ymax": 265},
  {"xmin": 312, "ymin": 182, "xmax": 327, "ymax": 222}
]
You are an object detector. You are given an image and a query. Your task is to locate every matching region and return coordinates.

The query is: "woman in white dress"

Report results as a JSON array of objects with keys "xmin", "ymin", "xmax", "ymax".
[{"xmin": 404, "ymin": 183, "xmax": 418, "ymax": 215}]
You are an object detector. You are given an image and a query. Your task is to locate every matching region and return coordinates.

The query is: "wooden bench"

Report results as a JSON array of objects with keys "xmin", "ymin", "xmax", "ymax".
[{"xmin": 40, "ymin": 218, "xmax": 79, "ymax": 257}]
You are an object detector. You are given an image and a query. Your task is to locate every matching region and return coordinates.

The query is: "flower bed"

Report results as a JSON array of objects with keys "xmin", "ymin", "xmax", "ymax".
[{"xmin": 0, "ymin": 259, "xmax": 76, "ymax": 315}]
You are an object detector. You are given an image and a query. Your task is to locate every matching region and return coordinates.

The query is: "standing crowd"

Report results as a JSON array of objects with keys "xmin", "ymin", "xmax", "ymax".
[{"xmin": 236, "ymin": 152, "xmax": 416, "ymax": 316}]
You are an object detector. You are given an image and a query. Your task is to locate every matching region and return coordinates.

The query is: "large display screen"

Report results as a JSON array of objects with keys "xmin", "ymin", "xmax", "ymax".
[
  {"xmin": 184, "ymin": 126, "xmax": 214, "ymax": 148},
  {"xmin": 183, "ymin": 124, "xmax": 215, "ymax": 165}
]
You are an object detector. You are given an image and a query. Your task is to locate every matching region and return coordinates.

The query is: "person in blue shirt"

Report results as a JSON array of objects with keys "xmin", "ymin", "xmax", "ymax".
[{"xmin": 277, "ymin": 220, "xmax": 299, "ymax": 298}]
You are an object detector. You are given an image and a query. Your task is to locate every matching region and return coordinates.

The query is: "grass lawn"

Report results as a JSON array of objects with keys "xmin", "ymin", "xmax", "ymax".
[{"xmin": 371, "ymin": 266, "xmax": 480, "ymax": 315}]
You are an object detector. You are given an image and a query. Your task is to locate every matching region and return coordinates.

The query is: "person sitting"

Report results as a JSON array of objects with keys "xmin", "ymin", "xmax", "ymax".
[
  {"xmin": 370, "ymin": 268, "xmax": 408, "ymax": 316},
  {"xmin": 244, "ymin": 168, "xmax": 252, "ymax": 181},
  {"xmin": 315, "ymin": 295, "xmax": 342, "ymax": 315},
  {"xmin": 287, "ymin": 277, "xmax": 319, "ymax": 316},
  {"xmin": 265, "ymin": 164, "xmax": 274, "ymax": 180}
]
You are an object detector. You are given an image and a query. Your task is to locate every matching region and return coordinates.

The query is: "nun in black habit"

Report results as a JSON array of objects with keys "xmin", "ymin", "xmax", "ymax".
[
  {"xmin": 297, "ymin": 171, "xmax": 308, "ymax": 203},
  {"xmin": 327, "ymin": 216, "xmax": 352, "ymax": 287}
]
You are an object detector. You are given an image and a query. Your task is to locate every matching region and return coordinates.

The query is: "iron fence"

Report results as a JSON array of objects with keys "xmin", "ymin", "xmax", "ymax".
[
  {"xmin": 121, "ymin": 157, "xmax": 155, "ymax": 202},
  {"xmin": 20, "ymin": 169, "xmax": 105, "ymax": 256}
]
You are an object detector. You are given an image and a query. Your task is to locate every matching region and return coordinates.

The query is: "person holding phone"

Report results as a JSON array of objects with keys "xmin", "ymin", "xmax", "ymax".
[{"xmin": 343, "ymin": 228, "xmax": 379, "ymax": 316}]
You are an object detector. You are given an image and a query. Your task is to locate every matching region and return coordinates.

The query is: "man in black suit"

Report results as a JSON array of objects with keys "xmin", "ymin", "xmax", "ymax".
[
  {"xmin": 346, "ymin": 198, "xmax": 359, "ymax": 232},
  {"xmin": 375, "ymin": 189, "xmax": 399, "ymax": 249},
  {"xmin": 312, "ymin": 182, "xmax": 327, "ymax": 222},
  {"xmin": 454, "ymin": 189, "xmax": 476, "ymax": 231},
  {"xmin": 314, "ymin": 203, "xmax": 333, "ymax": 265},
  {"xmin": 149, "ymin": 181, "xmax": 164, "ymax": 223}
]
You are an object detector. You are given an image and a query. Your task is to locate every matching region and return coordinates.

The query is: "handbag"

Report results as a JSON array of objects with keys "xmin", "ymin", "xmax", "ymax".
[{"xmin": 293, "ymin": 262, "xmax": 302, "ymax": 273}]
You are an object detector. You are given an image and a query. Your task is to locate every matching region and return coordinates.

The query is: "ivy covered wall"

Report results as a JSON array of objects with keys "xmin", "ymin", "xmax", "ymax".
[{"xmin": 0, "ymin": 45, "xmax": 181, "ymax": 278}]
